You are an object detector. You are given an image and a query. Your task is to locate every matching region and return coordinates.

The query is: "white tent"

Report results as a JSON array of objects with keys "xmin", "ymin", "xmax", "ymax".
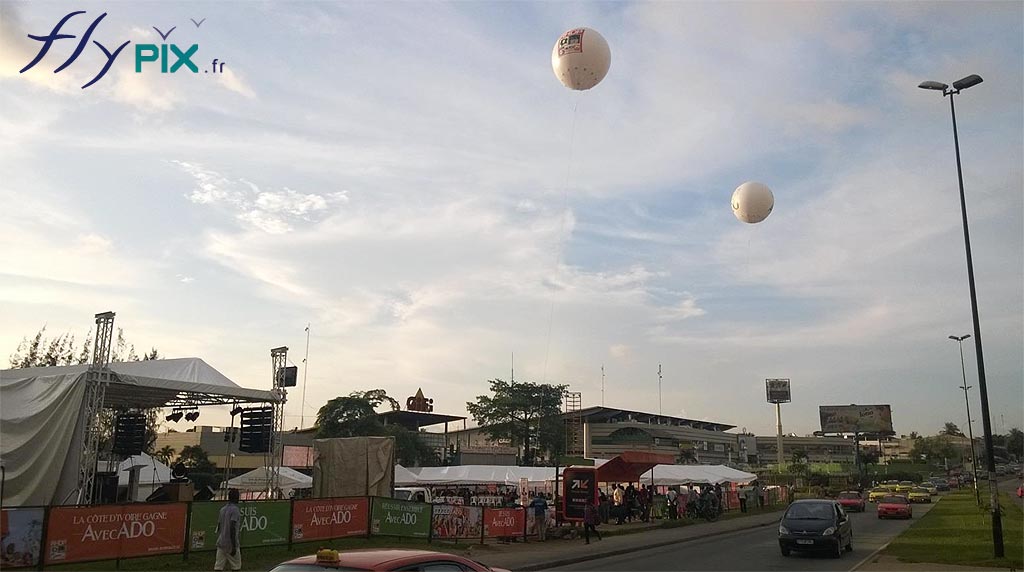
[
  {"xmin": 400, "ymin": 465, "xmax": 558, "ymax": 486},
  {"xmin": 228, "ymin": 466, "xmax": 312, "ymax": 492},
  {"xmin": 117, "ymin": 453, "xmax": 172, "ymax": 502},
  {"xmin": 0, "ymin": 358, "xmax": 279, "ymax": 506},
  {"xmin": 641, "ymin": 464, "xmax": 757, "ymax": 485},
  {"xmin": 394, "ymin": 465, "xmax": 420, "ymax": 485}
]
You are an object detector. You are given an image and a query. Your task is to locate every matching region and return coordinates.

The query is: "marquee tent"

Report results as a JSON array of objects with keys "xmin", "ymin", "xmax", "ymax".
[
  {"xmin": 394, "ymin": 464, "xmax": 420, "ymax": 485},
  {"xmin": 640, "ymin": 464, "xmax": 757, "ymax": 486},
  {"xmin": 398, "ymin": 465, "xmax": 557, "ymax": 486},
  {"xmin": 0, "ymin": 358, "xmax": 279, "ymax": 506},
  {"xmin": 228, "ymin": 466, "xmax": 312, "ymax": 492},
  {"xmin": 117, "ymin": 452, "xmax": 172, "ymax": 502}
]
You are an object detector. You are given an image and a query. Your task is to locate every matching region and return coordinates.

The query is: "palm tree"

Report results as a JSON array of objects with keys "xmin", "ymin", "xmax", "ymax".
[
  {"xmin": 941, "ymin": 422, "xmax": 963, "ymax": 437},
  {"xmin": 153, "ymin": 445, "xmax": 176, "ymax": 465}
]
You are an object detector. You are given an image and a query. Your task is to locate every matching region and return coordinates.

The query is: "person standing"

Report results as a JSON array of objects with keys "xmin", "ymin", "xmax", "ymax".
[
  {"xmin": 214, "ymin": 489, "xmax": 241, "ymax": 571},
  {"xmin": 667, "ymin": 488, "xmax": 678, "ymax": 519},
  {"xmin": 529, "ymin": 492, "xmax": 549, "ymax": 541},
  {"xmin": 613, "ymin": 484, "xmax": 625, "ymax": 525},
  {"xmin": 583, "ymin": 498, "xmax": 602, "ymax": 544}
]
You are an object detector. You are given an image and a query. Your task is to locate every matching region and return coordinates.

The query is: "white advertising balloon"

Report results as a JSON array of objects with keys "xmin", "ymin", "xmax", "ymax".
[
  {"xmin": 551, "ymin": 27, "xmax": 611, "ymax": 91},
  {"xmin": 731, "ymin": 182, "xmax": 775, "ymax": 224}
]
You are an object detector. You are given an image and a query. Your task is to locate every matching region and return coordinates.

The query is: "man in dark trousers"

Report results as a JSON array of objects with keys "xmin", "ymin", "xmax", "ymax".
[
  {"xmin": 529, "ymin": 492, "xmax": 549, "ymax": 541},
  {"xmin": 214, "ymin": 489, "xmax": 241, "ymax": 571}
]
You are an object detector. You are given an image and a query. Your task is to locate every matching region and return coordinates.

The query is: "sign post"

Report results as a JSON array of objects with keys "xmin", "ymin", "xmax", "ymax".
[{"xmin": 766, "ymin": 379, "xmax": 792, "ymax": 469}]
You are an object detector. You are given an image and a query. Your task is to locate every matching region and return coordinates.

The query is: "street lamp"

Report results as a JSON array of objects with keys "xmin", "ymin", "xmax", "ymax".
[
  {"xmin": 949, "ymin": 334, "xmax": 980, "ymax": 505},
  {"xmin": 920, "ymin": 73, "xmax": 1003, "ymax": 557}
]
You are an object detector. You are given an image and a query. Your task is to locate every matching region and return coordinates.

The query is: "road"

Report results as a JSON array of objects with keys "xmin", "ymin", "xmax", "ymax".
[{"xmin": 555, "ymin": 500, "xmax": 939, "ymax": 572}]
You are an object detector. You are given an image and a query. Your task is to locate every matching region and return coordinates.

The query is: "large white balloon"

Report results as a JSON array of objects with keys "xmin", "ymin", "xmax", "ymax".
[
  {"xmin": 731, "ymin": 182, "xmax": 775, "ymax": 224},
  {"xmin": 551, "ymin": 27, "xmax": 611, "ymax": 91}
]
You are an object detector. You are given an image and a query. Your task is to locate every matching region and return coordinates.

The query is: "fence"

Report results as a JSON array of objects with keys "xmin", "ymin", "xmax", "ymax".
[{"xmin": 0, "ymin": 498, "xmax": 543, "ymax": 569}]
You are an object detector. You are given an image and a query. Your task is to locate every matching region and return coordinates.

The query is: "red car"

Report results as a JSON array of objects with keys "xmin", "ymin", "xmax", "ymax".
[
  {"xmin": 270, "ymin": 549, "xmax": 512, "ymax": 572},
  {"xmin": 837, "ymin": 491, "xmax": 866, "ymax": 512},
  {"xmin": 877, "ymin": 495, "xmax": 912, "ymax": 519}
]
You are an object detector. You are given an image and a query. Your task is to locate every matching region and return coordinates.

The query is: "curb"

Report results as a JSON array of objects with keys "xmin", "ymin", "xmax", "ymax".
[
  {"xmin": 849, "ymin": 541, "xmax": 890, "ymax": 572},
  {"xmin": 513, "ymin": 517, "xmax": 778, "ymax": 571}
]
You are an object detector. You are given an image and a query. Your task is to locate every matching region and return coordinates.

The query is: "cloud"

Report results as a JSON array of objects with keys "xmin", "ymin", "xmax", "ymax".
[
  {"xmin": 174, "ymin": 161, "xmax": 348, "ymax": 233},
  {"xmin": 217, "ymin": 68, "xmax": 256, "ymax": 99}
]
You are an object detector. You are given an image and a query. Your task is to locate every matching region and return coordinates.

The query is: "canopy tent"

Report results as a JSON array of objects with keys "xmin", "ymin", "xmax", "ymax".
[
  {"xmin": 596, "ymin": 451, "xmax": 676, "ymax": 483},
  {"xmin": 0, "ymin": 358, "xmax": 280, "ymax": 506},
  {"xmin": 228, "ymin": 466, "xmax": 312, "ymax": 492},
  {"xmin": 400, "ymin": 465, "xmax": 558, "ymax": 486},
  {"xmin": 394, "ymin": 465, "xmax": 420, "ymax": 485},
  {"xmin": 640, "ymin": 464, "xmax": 757, "ymax": 486},
  {"xmin": 117, "ymin": 453, "xmax": 172, "ymax": 502}
]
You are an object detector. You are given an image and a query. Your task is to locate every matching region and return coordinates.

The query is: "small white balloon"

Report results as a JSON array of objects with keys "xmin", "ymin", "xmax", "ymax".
[
  {"xmin": 551, "ymin": 27, "xmax": 611, "ymax": 91},
  {"xmin": 731, "ymin": 182, "xmax": 775, "ymax": 224}
]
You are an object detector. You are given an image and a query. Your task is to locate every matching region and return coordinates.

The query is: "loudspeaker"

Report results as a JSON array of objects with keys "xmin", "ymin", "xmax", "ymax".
[
  {"xmin": 276, "ymin": 366, "xmax": 298, "ymax": 387},
  {"xmin": 239, "ymin": 407, "xmax": 274, "ymax": 453},
  {"xmin": 112, "ymin": 413, "xmax": 147, "ymax": 455}
]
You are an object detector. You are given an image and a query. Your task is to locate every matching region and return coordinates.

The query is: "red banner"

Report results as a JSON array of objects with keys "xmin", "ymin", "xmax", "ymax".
[
  {"xmin": 483, "ymin": 508, "xmax": 524, "ymax": 538},
  {"xmin": 45, "ymin": 504, "xmax": 187, "ymax": 564},
  {"xmin": 291, "ymin": 497, "xmax": 368, "ymax": 542}
]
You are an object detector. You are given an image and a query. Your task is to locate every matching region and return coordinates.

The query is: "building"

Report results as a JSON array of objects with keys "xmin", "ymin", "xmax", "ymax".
[
  {"xmin": 752, "ymin": 435, "xmax": 857, "ymax": 465},
  {"xmin": 442, "ymin": 406, "xmax": 741, "ymax": 465}
]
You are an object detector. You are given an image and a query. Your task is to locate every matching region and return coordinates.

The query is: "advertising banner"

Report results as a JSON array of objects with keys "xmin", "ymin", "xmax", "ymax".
[
  {"xmin": 430, "ymin": 505, "xmax": 481, "ymax": 539},
  {"xmin": 561, "ymin": 467, "xmax": 597, "ymax": 521},
  {"xmin": 765, "ymin": 378, "xmax": 791, "ymax": 404},
  {"xmin": 483, "ymin": 508, "xmax": 524, "ymax": 538},
  {"xmin": 1, "ymin": 508, "xmax": 44, "ymax": 568},
  {"xmin": 819, "ymin": 405, "xmax": 894, "ymax": 434},
  {"xmin": 189, "ymin": 501, "xmax": 290, "ymax": 551},
  {"xmin": 45, "ymin": 504, "xmax": 187, "ymax": 565},
  {"xmin": 291, "ymin": 498, "xmax": 368, "ymax": 542},
  {"xmin": 370, "ymin": 498, "xmax": 430, "ymax": 538}
]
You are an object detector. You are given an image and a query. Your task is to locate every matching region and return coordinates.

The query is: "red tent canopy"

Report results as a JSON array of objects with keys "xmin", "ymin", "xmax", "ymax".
[{"xmin": 596, "ymin": 451, "xmax": 675, "ymax": 483}]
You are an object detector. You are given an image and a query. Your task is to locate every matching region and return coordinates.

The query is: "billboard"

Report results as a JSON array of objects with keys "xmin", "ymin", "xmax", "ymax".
[
  {"xmin": 430, "ymin": 505, "xmax": 482, "ymax": 539},
  {"xmin": 370, "ymin": 498, "xmax": 431, "ymax": 538},
  {"xmin": 765, "ymin": 379, "xmax": 791, "ymax": 404},
  {"xmin": 483, "ymin": 508, "xmax": 524, "ymax": 538},
  {"xmin": 819, "ymin": 405, "xmax": 894, "ymax": 434},
  {"xmin": 189, "ymin": 501, "xmax": 290, "ymax": 552},
  {"xmin": 45, "ymin": 504, "xmax": 187, "ymax": 565},
  {"xmin": 1, "ymin": 508, "xmax": 45, "ymax": 568},
  {"xmin": 561, "ymin": 467, "xmax": 597, "ymax": 522},
  {"xmin": 291, "ymin": 498, "xmax": 369, "ymax": 542}
]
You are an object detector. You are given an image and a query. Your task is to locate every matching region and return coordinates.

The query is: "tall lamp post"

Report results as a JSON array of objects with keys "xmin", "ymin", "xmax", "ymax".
[
  {"xmin": 950, "ymin": 334, "xmax": 981, "ymax": 505},
  {"xmin": 919, "ymin": 74, "xmax": 1003, "ymax": 557}
]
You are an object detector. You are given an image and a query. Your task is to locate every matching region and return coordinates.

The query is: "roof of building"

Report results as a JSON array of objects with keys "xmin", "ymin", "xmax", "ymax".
[
  {"xmin": 570, "ymin": 406, "xmax": 734, "ymax": 432},
  {"xmin": 378, "ymin": 409, "xmax": 465, "ymax": 429}
]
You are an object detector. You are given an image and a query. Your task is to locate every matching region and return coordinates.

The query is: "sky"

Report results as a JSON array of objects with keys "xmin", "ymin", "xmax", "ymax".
[{"xmin": 1, "ymin": 1, "xmax": 1021, "ymax": 440}]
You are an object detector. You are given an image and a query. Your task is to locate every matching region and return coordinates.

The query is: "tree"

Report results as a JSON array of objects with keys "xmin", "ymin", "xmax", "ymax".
[
  {"xmin": 153, "ymin": 445, "xmax": 176, "ymax": 465},
  {"xmin": 791, "ymin": 449, "xmax": 808, "ymax": 465},
  {"xmin": 316, "ymin": 389, "xmax": 435, "ymax": 466},
  {"xmin": 941, "ymin": 422, "xmax": 963, "ymax": 437},
  {"xmin": 177, "ymin": 445, "xmax": 216, "ymax": 473},
  {"xmin": 466, "ymin": 379, "xmax": 567, "ymax": 466},
  {"xmin": 316, "ymin": 390, "xmax": 399, "ymax": 438},
  {"xmin": 858, "ymin": 449, "xmax": 880, "ymax": 467},
  {"xmin": 1007, "ymin": 428, "xmax": 1023, "ymax": 460},
  {"xmin": 911, "ymin": 436, "xmax": 958, "ymax": 464},
  {"xmin": 9, "ymin": 326, "xmax": 159, "ymax": 367},
  {"xmin": 909, "ymin": 431, "xmax": 920, "ymax": 440}
]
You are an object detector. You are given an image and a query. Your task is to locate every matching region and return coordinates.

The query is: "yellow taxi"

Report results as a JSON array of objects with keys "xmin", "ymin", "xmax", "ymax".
[
  {"xmin": 868, "ymin": 487, "xmax": 889, "ymax": 502},
  {"xmin": 908, "ymin": 487, "xmax": 932, "ymax": 503},
  {"xmin": 895, "ymin": 481, "xmax": 915, "ymax": 493},
  {"xmin": 882, "ymin": 481, "xmax": 899, "ymax": 492}
]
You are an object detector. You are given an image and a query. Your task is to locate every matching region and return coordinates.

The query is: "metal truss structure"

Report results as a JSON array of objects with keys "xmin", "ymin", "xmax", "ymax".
[
  {"xmin": 75, "ymin": 311, "xmax": 115, "ymax": 505},
  {"xmin": 564, "ymin": 391, "xmax": 583, "ymax": 457},
  {"xmin": 268, "ymin": 347, "xmax": 289, "ymax": 498}
]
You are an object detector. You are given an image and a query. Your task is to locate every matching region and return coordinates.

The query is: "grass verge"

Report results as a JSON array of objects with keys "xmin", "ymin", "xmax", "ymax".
[{"xmin": 883, "ymin": 489, "xmax": 1023, "ymax": 569}]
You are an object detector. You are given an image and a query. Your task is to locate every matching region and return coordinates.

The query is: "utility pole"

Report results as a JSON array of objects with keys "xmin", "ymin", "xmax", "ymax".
[
  {"xmin": 300, "ymin": 324, "xmax": 310, "ymax": 428},
  {"xmin": 658, "ymin": 364, "xmax": 663, "ymax": 416},
  {"xmin": 601, "ymin": 365, "xmax": 605, "ymax": 407}
]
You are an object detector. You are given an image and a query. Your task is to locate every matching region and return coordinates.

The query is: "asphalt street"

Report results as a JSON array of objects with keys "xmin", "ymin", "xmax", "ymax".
[{"xmin": 555, "ymin": 500, "xmax": 939, "ymax": 572}]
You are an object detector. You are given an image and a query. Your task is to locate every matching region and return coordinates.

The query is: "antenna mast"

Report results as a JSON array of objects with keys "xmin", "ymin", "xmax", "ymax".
[
  {"xmin": 658, "ymin": 364, "xmax": 663, "ymax": 416},
  {"xmin": 300, "ymin": 324, "xmax": 310, "ymax": 428}
]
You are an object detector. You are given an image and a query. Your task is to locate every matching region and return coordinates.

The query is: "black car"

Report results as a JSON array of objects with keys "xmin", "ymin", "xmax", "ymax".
[{"xmin": 778, "ymin": 499, "xmax": 853, "ymax": 558}]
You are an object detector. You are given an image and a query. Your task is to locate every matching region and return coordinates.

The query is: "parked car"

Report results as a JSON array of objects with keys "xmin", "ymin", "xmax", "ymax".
[
  {"xmin": 877, "ymin": 495, "xmax": 912, "ymax": 519},
  {"xmin": 868, "ymin": 488, "xmax": 889, "ymax": 503},
  {"xmin": 837, "ymin": 491, "xmax": 866, "ymax": 512},
  {"xmin": 778, "ymin": 499, "xmax": 853, "ymax": 559},
  {"xmin": 270, "ymin": 549, "xmax": 512, "ymax": 572},
  {"xmin": 908, "ymin": 487, "xmax": 931, "ymax": 503}
]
